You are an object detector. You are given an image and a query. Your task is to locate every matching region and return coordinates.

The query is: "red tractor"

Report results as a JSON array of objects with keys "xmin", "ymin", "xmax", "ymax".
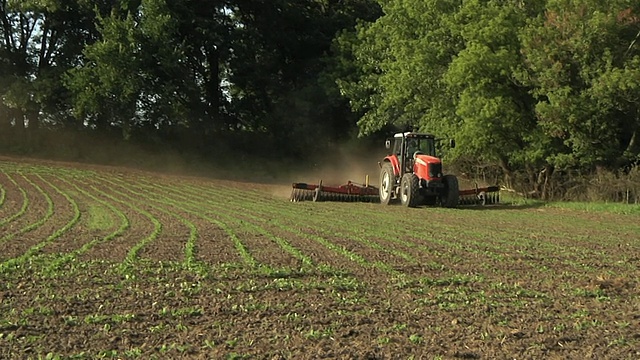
[{"xmin": 379, "ymin": 132, "xmax": 459, "ymax": 208}]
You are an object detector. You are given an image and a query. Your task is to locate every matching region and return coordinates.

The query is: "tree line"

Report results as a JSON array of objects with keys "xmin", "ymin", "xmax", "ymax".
[
  {"xmin": 1, "ymin": 0, "xmax": 381, "ymax": 156},
  {"xmin": 1, "ymin": 0, "xmax": 639, "ymax": 200},
  {"xmin": 338, "ymin": 0, "xmax": 640, "ymax": 200}
]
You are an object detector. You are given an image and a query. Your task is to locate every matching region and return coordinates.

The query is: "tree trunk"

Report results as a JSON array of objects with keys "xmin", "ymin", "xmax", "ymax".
[
  {"xmin": 205, "ymin": 46, "xmax": 220, "ymax": 133},
  {"xmin": 26, "ymin": 105, "xmax": 39, "ymax": 130},
  {"xmin": 0, "ymin": 101, "xmax": 9, "ymax": 129},
  {"xmin": 25, "ymin": 106, "xmax": 40, "ymax": 151},
  {"xmin": 539, "ymin": 165, "xmax": 554, "ymax": 200},
  {"xmin": 624, "ymin": 128, "xmax": 639, "ymax": 160},
  {"xmin": 498, "ymin": 157, "xmax": 514, "ymax": 190},
  {"xmin": 9, "ymin": 108, "xmax": 26, "ymax": 147},
  {"xmin": 0, "ymin": 102, "xmax": 10, "ymax": 147}
]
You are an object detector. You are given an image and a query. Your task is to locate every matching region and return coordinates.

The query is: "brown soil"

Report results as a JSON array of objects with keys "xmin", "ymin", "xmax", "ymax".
[{"xmin": 0, "ymin": 156, "xmax": 639, "ymax": 360}]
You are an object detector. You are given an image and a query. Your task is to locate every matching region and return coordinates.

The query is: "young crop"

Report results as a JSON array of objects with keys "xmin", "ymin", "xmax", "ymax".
[
  {"xmin": 45, "ymin": 177, "xmax": 130, "ymax": 271},
  {"xmin": 98, "ymin": 175, "xmax": 258, "ymax": 269},
  {"xmin": 0, "ymin": 172, "xmax": 29, "ymax": 227},
  {"xmin": 173, "ymin": 181, "xmax": 454, "ymax": 279},
  {"xmin": 1, "ymin": 160, "xmax": 639, "ymax": 360},
  {"xmin": 0, "ymin": 174, "xmax": 80, "ymax": 273},
  {"xmin": 0, "ymin": 180, "xmax": 5, "ymax": 207},
  {"xmin": 0, "ymin": 173, "xmax": 45, "ymax": 243},
  {"xmin": 99, "ymin": 186, "xmax": 163, "ymax": 270},
  {"xmin": 174, "ymin": 181, "xmax": 401, "ymax": 276},
  {"xmin": 93, "ymin": 175, "xmax": 207, "ymax": 274}
]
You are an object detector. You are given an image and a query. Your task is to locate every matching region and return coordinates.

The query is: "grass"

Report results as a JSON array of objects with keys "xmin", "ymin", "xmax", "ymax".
[
  {"xmin": 499, "ymin": 191, "xmax": 640, "ymax": 214},
  {"xmin": 548, "ymin": 200, "xmax": 640, "ymax": 214}
]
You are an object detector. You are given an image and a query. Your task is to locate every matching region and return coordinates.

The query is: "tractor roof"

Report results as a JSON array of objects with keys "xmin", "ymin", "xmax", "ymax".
[{"xmin": 393, "ymin": 132, "xmax": 435, "ymax": 139}]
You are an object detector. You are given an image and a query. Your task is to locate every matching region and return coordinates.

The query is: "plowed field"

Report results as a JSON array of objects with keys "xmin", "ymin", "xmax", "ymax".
[{"xmin": 0, "ymin": 157, "xmax": 639, "ymax": 359}]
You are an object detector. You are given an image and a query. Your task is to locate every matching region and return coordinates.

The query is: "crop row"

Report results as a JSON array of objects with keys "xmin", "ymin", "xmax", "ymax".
[
  {"xmin": 1, "ymin": 162, "xmax": 638, "ymax": 290},
  {"xmin": 0, "ymin": 160, "xmax": 638, "ymax": 359}
]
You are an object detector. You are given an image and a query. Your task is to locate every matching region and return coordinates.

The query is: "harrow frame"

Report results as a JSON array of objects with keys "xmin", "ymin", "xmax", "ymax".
[
  {"xmin": 290, "ymin": 179, "xmax": 380, "ymax": 203},
  {"xmin": 290, "ymin": 179, "xmax": 500, "ymax": 206},
  {"xmin": 459, "ymin": 185, "xmax": 500, "ymax": 205}
]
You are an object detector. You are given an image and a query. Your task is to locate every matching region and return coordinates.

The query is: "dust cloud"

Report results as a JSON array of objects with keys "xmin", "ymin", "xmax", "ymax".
[
  {"xmin": 3, "ymin": 129, "xmax": 395, "ymax": 200},
  {"xmin": 273, "ymin": 143, "xmax": 389, "ymax": 199}
]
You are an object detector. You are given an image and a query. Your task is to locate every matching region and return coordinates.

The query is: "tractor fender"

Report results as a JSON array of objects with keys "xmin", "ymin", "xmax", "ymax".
[{"xmin": 382, "ymin": 155, "xmax": 401, "ymax": 176}]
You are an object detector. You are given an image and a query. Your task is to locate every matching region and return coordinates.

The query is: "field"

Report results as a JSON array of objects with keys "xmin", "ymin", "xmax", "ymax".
[{"xmin": 0, "ymin": 156, "xmax": 639, "ymax": 360}]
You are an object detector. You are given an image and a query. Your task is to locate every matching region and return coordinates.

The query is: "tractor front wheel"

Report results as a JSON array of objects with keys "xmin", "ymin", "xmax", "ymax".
[
  {"xmin": 441, "ymin": 175, "xmax": 459, "ymax": 208},
  {"xmin": 379, "ymin": 162, "xmax": 396, "ymax": 205},
  {"xmin": 400, "ymin": 173, "xmax": 420, "ymax": 207}
]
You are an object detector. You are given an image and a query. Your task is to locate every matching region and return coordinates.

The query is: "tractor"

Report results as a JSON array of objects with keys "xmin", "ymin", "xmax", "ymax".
[
  {"xmin": 378, "ymin": 132, "xmax": 459, "ymax": 208},
  {"xmin": 290, "ymin": 131, "xmax": 499, "ymax": 205}
]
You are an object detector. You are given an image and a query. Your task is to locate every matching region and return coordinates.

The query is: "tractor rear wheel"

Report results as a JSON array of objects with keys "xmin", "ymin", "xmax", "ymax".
[
  {"xmin": 423, "ymin": 196, "xmax": 437, "ymax": 206},
  {"xmin": 400, "ymin": 173, "xmax": 420, "ymax": 207},
  {"xmin": 379, "ymin": 162, "xmax": 396, "ymax": 205},
  {"xmin": 441, "ymin": 175, "xmax": 459, "ymax": 208}
]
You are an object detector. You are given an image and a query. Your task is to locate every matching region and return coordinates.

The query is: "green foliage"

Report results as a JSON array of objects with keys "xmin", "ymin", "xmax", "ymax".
[
  {"xmin": 2, "ymin": 0, "xmax": 380, "ymax": 157},
  {"xmin": 338, "ymin": 0, "xmax": 640, "ymax": 195},
  {"xmin": 65, "ymin": 0, "xmax": 193, "ymax": 138},
  {"xmin": 59, "ymin": 0, "xmax": 382, "ymax": 154},
  {"xmin": 519, "ymin": 0, "xmax": 640, "ymax": 168},
  {"xmin": 0, "ymin": 0, "xmax": 102, "ymax": 136},
  {"xmin": 227, "ymin": 0, "xmax": 381, "ymax": 154},
  {"xmin": 337, "ymin": 0, "xmax": 462, "ymax": 136}
]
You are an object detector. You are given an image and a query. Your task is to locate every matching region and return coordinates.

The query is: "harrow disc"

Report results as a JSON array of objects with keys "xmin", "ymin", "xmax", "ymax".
[
  {"xmin": 290, "ymin": 188, "xmax": 314, "ymax": 202},
  {"xmin": 290, "ymin": 179, "xmax": 380, "ymax": 203},
  {"xmin": 290, "ymin": 188, "xmax": 380, "ymax": 203},
  {"xmin": 363, "ymin": 194, "xmax": 381, "ymax": 203},
  {"xmin": 459, "ymin": 191, "xmax": 500, "ymax": 206}
]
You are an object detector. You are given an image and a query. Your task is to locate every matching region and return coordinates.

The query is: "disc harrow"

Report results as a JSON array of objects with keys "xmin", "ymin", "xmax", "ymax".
[
  {"xmin": 290, "ymin": 178, "xmax": 500, "ymax": 206},
  {"xmin": 290, "ymin": 179, "xmax": 380, "ymax": 203},
  {"xmin": 458, "ymin": 185, "xmax": 500, "ymax": 206}
]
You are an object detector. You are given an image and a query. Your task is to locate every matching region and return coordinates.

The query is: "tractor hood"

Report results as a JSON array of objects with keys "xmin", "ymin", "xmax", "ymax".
[
  {"xmin": 414, "ymin": 154, "xmax": 441, "ymax": 165},
  {"xmin": 413, "ymin": 154, "xmax": 443, "ymax": 180}
]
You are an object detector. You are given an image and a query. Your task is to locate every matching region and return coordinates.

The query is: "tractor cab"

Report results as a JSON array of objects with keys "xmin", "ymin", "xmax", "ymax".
[
  {"xmin": 391, "ymin": 133, "xmax": 437, "ymax": 158},
  {"xmin": 385, "ymin": 132, "xmax": 441, "ymax": 178},
  {"xmin": 390, "ymin": 133, "xmax": 437, "ymax": 173},
  {"xmin": 380, "ymin": 132, "xmax": 459, "ymax": 208}
]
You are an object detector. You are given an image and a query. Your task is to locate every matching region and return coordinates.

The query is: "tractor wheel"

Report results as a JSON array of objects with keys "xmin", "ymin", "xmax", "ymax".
[
  {"xmin": 400, "ymin": 173, "xmax": 420, "ymax": 207},
  {"xmin": 441, "ymin": 175, "xmax": 459, "ymax": 208},
  {"xmin": 423, "ymin": 196, "xmax": 438, "ymax": 206},
  {"xmin": 379, "ymin": 162, "xmax": 396, "ymax": 205}
]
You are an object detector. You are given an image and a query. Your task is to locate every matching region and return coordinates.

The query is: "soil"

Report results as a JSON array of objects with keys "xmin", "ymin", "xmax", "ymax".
[{"xmin": 0, "ymin": 156, "xmax": 639, "ymax": 360}]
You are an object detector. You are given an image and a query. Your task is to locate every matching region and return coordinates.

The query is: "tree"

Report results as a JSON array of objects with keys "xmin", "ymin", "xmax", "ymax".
[
  {"xmin": 442, "ymin": 0, "xmax": 550, "ymax": 191},
  {"xmin": 62, "ymin": 0, "xmax": 381, "ymax": 155},
  {"xmin": 0, "ymin": 0, "xmax": 114, "ymax": 138},
  {"xmin": 225, "ymin": 0, "xmax": 381, "ymax": 155},
  {"xmin": 336, "ymin": 0, "xmax": 463, "ymax": 137},
  {"xmin": 1, "ymin": 0, "xmax": 49, "ymax": 135},
  {"xmin": 65, "ymin": 0, "xmax": 231, "ymax": 143},
  {"xmin": 336, "ymin": 1, "xmax": 547, "ymax": 181},
  {"xmin": 337, "ymin": 0, "xmax": 640, "ymax": 197},
  {"xmin": 519, "ymin": 0, "xmax": 640, "ymax": 169}
]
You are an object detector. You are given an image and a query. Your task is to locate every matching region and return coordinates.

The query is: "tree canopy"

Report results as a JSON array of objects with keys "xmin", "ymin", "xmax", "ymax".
[
  {"xmin": 2, "ymin": 0, "xmax": 381, "ymax": 153},
  {"xmin": 338, "ymin": 0, "xmax": 640, "ymax": 196}
]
